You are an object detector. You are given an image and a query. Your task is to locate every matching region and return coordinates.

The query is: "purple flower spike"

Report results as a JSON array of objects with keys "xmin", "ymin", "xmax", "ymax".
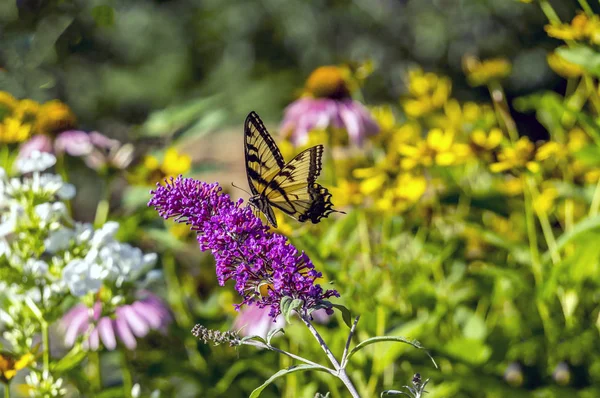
[
  {"xmin": 62, "ymin": 292, "xmax": 171, "ymax": 351},
  {"xmin": 148, "ymin": 177, "xmax": 339, "ymax": 319}
]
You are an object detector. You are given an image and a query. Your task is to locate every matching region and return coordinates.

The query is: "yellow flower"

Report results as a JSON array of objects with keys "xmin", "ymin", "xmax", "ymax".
[
  {"xmin": 567, "ymin": 127, "xmax": 589, "ymax": 152},
  {"xmin": 496, "ymin": 176, "xmax": 524, "ymax": 196},
  {"xmin": 35, "ymin": 100, "xmax": 76, "ymax": 135},
  {"xmin": 401, "ymin": 69, "xmax": 451, "ymax": 118},
  {"xmin": 374, "ymin": 173, "xmax": 427, "ymax": 213},
  {"xmin": 0, "ymin": 117, "xmax": 32, "ymax": 143},
  {"xmin": 162, "ymin": 147, "xmax": 192, "ymax": 176},
  {"xmin": 535, "ymin": 141, "xmax": 567, "ymax": 162},
  {"xmin": 490, "ymin": 137, "xmax": 539, "ymax": 174},
  {"xmin": 141, "ymin": 147, "xmax": 192, "ymax": 184},
  {"xmin": 167, "ymin": 220, "xmax": 193, "ymax": 240},
  {"xmin": 304, "ymin": 65, "xmax": 351, "ymax": 99},
  {"xmin": 13, "ymin": 99, "xmax": 40, "ymax": 124},
  {"xmin": 0, "ymin": 91, "xmax": 18, "ymax": 114},
  {"xmin": 0, "ymin": 352, "xmax": 34, "ymax": 384},
  {"xmin": 545, "ymin": 13, "xmax": 588, "ymax": 41},
  {"xmin": 585, "ymin": 168, "xmax": 600, "ymax": 184},
  {"xmin": 399, "ymin": 128, "xmax": 472, "ymax": 169},
  {"xmin": 463, "ymin": 56, "xmax": 512, "ymax": 87},
  {"xmin": 432, "ymin": 100, "xmax": 497, "ymax": 132},
  {"xmin": 469, "ymin": 128, "xmax": 504, "ymax": 153},
  {"xmin": 533, "ymin": 185, "xmax": 558, "ymax": 214},
  {"xmin": 330, "ymin": 178, "xmax": 363, "ymax": 207},
  {"xmin": 269, "ymin": 212, "xmax": 294, "ymax": 236},
  {"xmin": 547, "ymin": 51, "xmax": 584, "ymax": 78}
]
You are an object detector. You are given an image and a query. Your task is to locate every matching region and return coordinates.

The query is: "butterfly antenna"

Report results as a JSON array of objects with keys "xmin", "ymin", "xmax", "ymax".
[{"xmin": 231, "ymin": 182, "xmax": 252, "ymax": 196}]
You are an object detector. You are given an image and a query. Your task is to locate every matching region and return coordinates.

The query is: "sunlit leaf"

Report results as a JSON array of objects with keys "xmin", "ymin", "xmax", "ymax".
[{"xmin": 249, "ymin": 365, "xmax": 332, "ymax": 398}]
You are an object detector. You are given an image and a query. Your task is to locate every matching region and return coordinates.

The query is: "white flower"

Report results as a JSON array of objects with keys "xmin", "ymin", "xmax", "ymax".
[
  {"xmin": 56, "ymin": 182, "xmax": 75, "ymax": 200},
  {"xmin": 35, "ymin": 202, "xmax": 67, "ymax": 224},
  {"xmin": 44, "ymin": 228, "xmax": 74, "ymax": 253},
  {"xmin": 62, "ymin": 259, "xmax": 107, "ymax": 297},
  {"xmin": 23, "ymin": 259, "xmax": 49, "ymax": 274},
  {"xmin": 25, "ymin": 370, "xmax": 66, "ymax": 398},
  {"xmin": 15, "ymin": 150, "xmax": 57, "ymax": 174},
  {"xmin": 75, "ymin": 222, "xmax": 94, "ymax": 243},
  {"xmin": 0, "ymin": 202, "xmax": 22, "ymax": 237},
  {"xmin": 91, "ymin": 221, "xmax": 119, "ymax": 247}
]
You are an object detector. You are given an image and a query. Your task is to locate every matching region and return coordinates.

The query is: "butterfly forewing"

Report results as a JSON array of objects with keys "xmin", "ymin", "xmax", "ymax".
[{"xmin": 244, "ymin": 111, "xmax": 285, "ymax": 195}]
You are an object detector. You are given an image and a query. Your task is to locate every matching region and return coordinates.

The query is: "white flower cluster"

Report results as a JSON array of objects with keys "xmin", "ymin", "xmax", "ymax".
[
  {"xmin": 61, "ymin": 221, "xmax": 157, "ymax": 297},
  {"xmin": 25, "ymin": 370, "xmax": 67, "ymax": 398},
  {"xmin": 0, "ymin": 151, "xmax": 157, "ymax": 302}
]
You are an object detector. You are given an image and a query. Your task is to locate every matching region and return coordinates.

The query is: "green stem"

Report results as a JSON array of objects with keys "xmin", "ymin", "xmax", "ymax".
[
  {"xmin": 88, "ymin": 351, "xmax": 102, "ymax": 391},
  {"xmin": 4, "ymin": 384, "xmax": 10, "ymax": 398},
  {"xmin": 526, "ymin": 177, "xmax": 561, "ymax": 266},
  {"xmin": 523, "ymin": 176, "xmax": 542, "ymax": 285},
  {"xmin": 299, "ymin": 315, "xmax": 360, "ymax": 398},
  {"xmin": 590, "ymin": 178, "xmax": 600, "ymax": 217},
  {"xmin": 578, "ymin": 0, "xmax": 593, "ymax": 15},
  {"xmin": 539, "ymin": 0, "xmax": 561, "ymax": 24},
  {"xmin": 120, "ymin": 350, "xmax": 133, "ymax": 398},
  {"xmin": 41, "ymin": 320, "xmax": 50, "ymax": 373},
  {"xmin": 488, "ymin": 82, "xmax": 518, "ymax": 143}
]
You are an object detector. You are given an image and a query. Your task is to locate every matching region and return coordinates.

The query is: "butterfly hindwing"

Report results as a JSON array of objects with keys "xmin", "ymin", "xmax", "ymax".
[{"xmin": 243, "ymin": 111, "xmax": 342, "ymax": 226}]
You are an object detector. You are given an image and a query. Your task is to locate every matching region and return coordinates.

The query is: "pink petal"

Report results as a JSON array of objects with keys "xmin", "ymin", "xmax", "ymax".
[
  {"xmin": 88, "ymin": 326, "xmax": 100, "ymax": 351},
  {"xmin": 55, "ymin": 130, "xmax": 93, "ymax": 156},
  {"xmin": 120, "ymin": 306, "xmax": 149, "ymax": 337},
  {"xmin": 115, "ymin": 315, "xmax": 137, "ymax": 350},
  {"xmin": 64, "ymin": 307, "xmax": 90, "ymax": 347},
  {"xmin": 19, "ymin": 135, "xmax": 53, "ymax": 158},
  {"xmin": 97, "ymin": 317, "xmax": 117, "ymax": 351},
  {"xmin": 131, "ymin": 302, "xmax": 162, "ymax": 329}
]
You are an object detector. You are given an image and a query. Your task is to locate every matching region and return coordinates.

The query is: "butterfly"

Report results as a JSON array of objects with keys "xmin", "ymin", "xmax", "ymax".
[{"xmin": 244, "ymin": 111, "xmax": 343, "ymax": 227}]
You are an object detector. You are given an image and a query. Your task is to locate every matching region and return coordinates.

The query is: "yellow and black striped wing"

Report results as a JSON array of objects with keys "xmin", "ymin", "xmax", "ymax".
[
  {"xmin": 263, "ymin": 145, "xmax": 338, "ymax": 223},
  {"xmin": 244, "ymin": 111, "xmax": 285, "ymax": 196}
]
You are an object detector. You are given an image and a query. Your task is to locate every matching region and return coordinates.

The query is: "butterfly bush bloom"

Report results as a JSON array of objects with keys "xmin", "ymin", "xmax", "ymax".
[
  {"xmin": 148, "ymin": 176, "xmax": 339, "ymax": 319},
  {"xmin": 280, "ymin": 65, "xmax": 379, "ymax": 147},
  {"xmin": 62, "ymin": 292, "xmax": 171, "ymax": 351}
]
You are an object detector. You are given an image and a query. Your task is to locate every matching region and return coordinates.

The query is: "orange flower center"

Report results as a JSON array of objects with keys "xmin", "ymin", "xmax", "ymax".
[{"xmin": 305, "ymin": 66, "xmax": 350, "ymax": 99}]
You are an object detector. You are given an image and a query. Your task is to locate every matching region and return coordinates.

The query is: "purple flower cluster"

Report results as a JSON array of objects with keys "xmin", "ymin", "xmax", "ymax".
[{"xmin": 148, "ymin": 176, "xmax": 339, "ymax": 319}]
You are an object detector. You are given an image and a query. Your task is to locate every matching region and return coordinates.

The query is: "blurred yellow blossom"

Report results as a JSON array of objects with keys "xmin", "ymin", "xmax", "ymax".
[
  {"xmin": 144, "ymin": 148, "xmax": 192, "ymax": 183},
  {"xmin": 399, "ymin": 128, "xmax": 472, "ymax": 169},
  {"xmin": 0, "ymin": 352, "xmax": 34, "ymax": 384},
  {"xmin": 330, "ymin": 178, "xmax": 363, "ymax": 207},
  {"xmin": 401, "ymin": 69, "xmax": 451, "ymax": 118},
  {"xmin": 490, "ymin": 137, "xmax": 539, "ymax": 174},
  {"xmin": 463, "ymin": 56, "xmax": 512, "ymax": 87},
  {"xmin": 496, "ymin": 176, "xmax": 524, "ymax": 196},
  {"xmin": 167, "ymin": 220, "xmax": 193, "ymax": 240},
  {"xmin": 13, "ymin": 99, "xmax": 40, "ymax": 124},
  {"xmin": 304, "ymin": 65, "xmax": 351, "ymax": 99},
  {"xmin": 35, "ymin": 100, "xmax": 76, "ymax": 135},
  {"xmin": 535, "ymin": 141, "xmax": 567, "ymax": 162},
  {"xmin": 533, "ymin": 185, "xmax": 558, "ymax": 214},
  {"xmin": 0, "ymin": 117, "xmax": 32, "ymax": 144},
  {"xmin": 547, "ymin": 51, "xmax": 584, "ymax": 78},
  {"xmin": 374, "ymin": 173, "xmax": 427, "ymax": 213},
  {"xmin": 567, "ymin": 127, "xmax": 589, "ymax": 152},
  {"xmin": 270, "ymin": 213, "xmax": 293, "ymax": 236},
  {"xmin": 0, "ymin": 91, "xmax": 18, "ymax": 113},
  {"xmin": 469, "ymin": 128, "xmax": 504, "ymax": 157},
  {"xmin": 545, "ymin": 13, "xmax": 588, "ymax": 41}
]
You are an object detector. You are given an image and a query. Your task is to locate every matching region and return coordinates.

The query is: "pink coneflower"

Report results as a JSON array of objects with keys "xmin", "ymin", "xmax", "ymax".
[
  {"xmin": 20, "ymin": 130, "xmax": 134, "ymax": 171},
  {"xmin": 62, "ymin": 292, "xmax": 171, "ymax": 351},
  {"xmin": 280, "ymin": 66, "xmax": 379, "ymax": 147},
  {"xmin": 233, "ymin": 305, "xmax": 285, "ymax": 338}
]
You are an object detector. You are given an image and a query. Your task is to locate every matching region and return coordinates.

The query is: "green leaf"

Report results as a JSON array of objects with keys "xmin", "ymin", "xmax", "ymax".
[
  {"xmin": 282, "ymin": 298, "xmax": 303, "ymax": 324},
  {"xmin": 267, "ymin": 327, "xmax": 284, "ymax": 345},
  {"xmin": 443, "ymin": 338, "xmax": 491, "ymax": 366},
  {"xmin": 557, "ymin": 45, "xmax": 600, "ymax": 77},
  {"xmin": 240, "ymin": 335, "xmax": 267, "ymax": 345},
  {"xmin": 91, "ymin": 5, "xmax": 116, "ymax": 28},
  {"xmin": 249, "ymin": 365, "xmax": 332, "ymax": 398},
  {"xmin": 330, "ymin": 303, "xmax": 352, "ymax": 328},
  {"xmin": 346, "ymin": 336, "xmax": 437, "ymax": 368},
  {"xmin": 546, "ymin": 215, "xmax": 600, "ymax": 262},
  {"xmin": 52, "ymin": 346, "xmax": 86, "ymax": 373},
  {"xmin": 26, "ymin": 14, "xmax": 74, "ymax": 68},
  {"xmin": 380, "ymin": 390, "xmax": 410, "ymax": 397}
]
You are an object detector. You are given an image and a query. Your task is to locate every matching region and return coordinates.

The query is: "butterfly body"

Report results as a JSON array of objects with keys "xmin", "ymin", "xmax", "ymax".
[{"xmin": 244, "ymin": 111, "xmax": 342, "ymax": 227}]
